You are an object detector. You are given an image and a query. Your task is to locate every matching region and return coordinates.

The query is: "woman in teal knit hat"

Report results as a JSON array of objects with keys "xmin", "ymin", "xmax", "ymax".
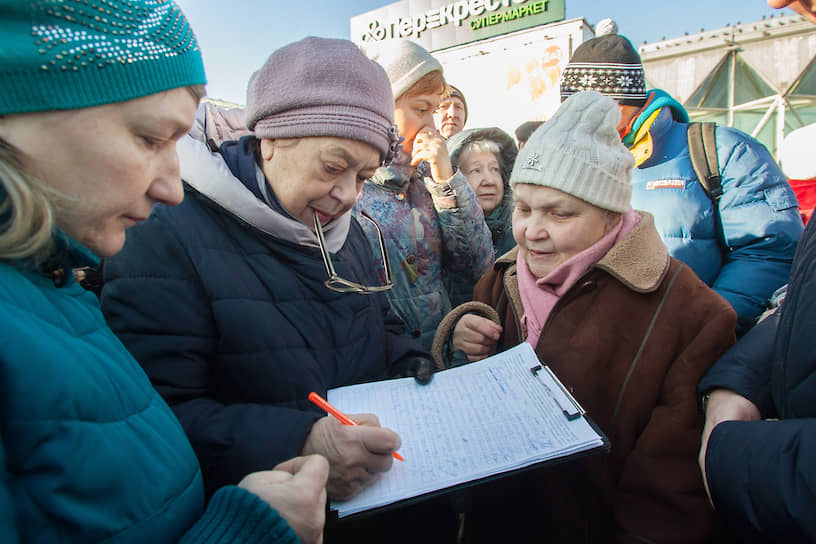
[{"xmin": 0, "ymin": 1, "xmax": 328, "ymax": 543}]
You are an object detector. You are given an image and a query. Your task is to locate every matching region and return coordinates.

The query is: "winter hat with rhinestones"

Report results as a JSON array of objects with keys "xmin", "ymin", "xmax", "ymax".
[
  {"xmin": 559, "ymin": 21, "xmax": 646, "ymax": 107},
  {"xmin": 511, "ymin": 91, "xmax": 634, "ymax": 213},
  {"xmin": 245, "ymin": 37, "xmax": 399, "ymax": 166},
  {"xmin": 0, "ymin": 0, "xmax": 206, "ymax": 115}
]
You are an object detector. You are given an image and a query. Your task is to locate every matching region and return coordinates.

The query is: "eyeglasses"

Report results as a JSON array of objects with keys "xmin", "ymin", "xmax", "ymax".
[{"xmin": 314, "ymin": 211, "xmax": 393, "ymax": 294}]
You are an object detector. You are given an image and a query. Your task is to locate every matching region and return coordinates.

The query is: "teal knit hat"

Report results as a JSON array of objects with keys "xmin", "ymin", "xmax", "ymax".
[{"xmin": 0, "ymin": 0, "xmax": 207, "ymax": 115}]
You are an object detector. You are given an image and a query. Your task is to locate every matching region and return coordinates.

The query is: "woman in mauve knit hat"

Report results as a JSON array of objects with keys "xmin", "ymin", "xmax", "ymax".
[
  {"xmin": 0, "ymin": 1, "xmax": 329, "ymax": 543},
  {"xmin": 101, "ymin": 35, "xmax": 439, "ymax": 524},
  {"xmin": 433, "ymin": 91, "xmax": 737, "ymax": 543}
]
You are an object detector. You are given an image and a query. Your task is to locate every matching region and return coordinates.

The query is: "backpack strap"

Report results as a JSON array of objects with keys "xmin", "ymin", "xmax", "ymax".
[
  {"xmin": 687, "ymin": 122, "xmax": 723, "ymax": 203},
  {"xmin": 687, "ymin": 122, "xmax": 728, "ymax": 252}
]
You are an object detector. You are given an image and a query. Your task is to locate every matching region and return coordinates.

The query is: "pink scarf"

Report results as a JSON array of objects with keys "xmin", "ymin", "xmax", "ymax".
[{"xmin": 518, "ymin": 208, "xmax": 641, "ymax": 347}]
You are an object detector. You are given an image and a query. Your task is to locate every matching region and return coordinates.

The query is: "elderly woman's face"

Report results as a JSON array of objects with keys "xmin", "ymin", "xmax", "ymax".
[
  {"xmin": 513, "ymin": 183, "xmax": 618, "ymax": 279},
  {"xmin": 0, "ymin": 87, "xmax": 197, "ymax": 257},
  {"xmin": 460, "ymin": 149, "xmax": 503, "ymax": 215},
  {"xmin": 260, "ymin": 137, "xmax": 380, "ymax": 226}
]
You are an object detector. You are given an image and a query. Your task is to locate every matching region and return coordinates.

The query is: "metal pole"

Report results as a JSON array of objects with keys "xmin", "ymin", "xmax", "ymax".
[{"xmin": 728, "ymin": 50, "xmax": 736, "ymax": 127}]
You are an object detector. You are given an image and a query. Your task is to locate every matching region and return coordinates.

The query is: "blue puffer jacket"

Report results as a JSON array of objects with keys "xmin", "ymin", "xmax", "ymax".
[
  {"xmin": 628, "ymin": 91, "xmax": 803, "ymax": 334},
  {"xmin": 102, "ymin": 137, "xmax": 424, "ymax": 496},
  {"xmin": 0, "ymin": 236, "xmax": 295, "ymax": 543},
  {"xmin": 698, "ymin": 216, "xmax": 816, "ymax": 542}
]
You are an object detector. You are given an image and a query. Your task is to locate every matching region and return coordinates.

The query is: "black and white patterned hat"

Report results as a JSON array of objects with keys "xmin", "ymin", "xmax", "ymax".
[{"xmin": 559, "ymin": 24, "xmax": 647, "ymax": 107}]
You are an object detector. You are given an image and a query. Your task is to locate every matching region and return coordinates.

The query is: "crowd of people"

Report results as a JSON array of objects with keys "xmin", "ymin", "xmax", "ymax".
[{"xmin": 1, "ymin": 0, "xmax": 814, "ymax": 542}]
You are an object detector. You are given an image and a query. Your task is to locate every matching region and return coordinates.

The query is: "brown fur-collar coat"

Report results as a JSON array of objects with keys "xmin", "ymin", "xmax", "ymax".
[{"xmin": 452, "ymin": 212, "xmax": 736, "ymax": 543}]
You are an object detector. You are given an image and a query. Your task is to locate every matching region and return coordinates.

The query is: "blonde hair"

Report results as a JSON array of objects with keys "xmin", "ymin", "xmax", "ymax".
[
  {"xmin": 188, "ymin": 84, "xmax": 207, "ymax": 104},
  {"xmin": 0, "ymin": 138, "xmax": 56, "ymax": 264}
]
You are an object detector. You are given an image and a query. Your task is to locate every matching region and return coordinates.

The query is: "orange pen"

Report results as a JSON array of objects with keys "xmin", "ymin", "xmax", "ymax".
[{"xmin": 307, "ymin": 391, "xmax": 404, "ymax": 462}]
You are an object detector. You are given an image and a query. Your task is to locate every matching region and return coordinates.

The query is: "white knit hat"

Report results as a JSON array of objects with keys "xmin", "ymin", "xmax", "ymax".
[
  {"xmin": 365, "ymin": 39, "xmax": 443, "ymax": 100},
  {"xmin": 511, "ymin": 90, "xmax": 634, "ymax": 212}
]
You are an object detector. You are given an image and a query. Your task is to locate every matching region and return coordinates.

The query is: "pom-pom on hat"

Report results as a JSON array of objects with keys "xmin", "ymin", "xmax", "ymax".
[
  {"xmin": 245, "ymin": 37, "xmax": 400, "ymax": 166},
  {"xmin": 365, "ymin": 39, "xmax": 443, "ymax": 100},
  {"xmin": 511, "ymin": 91, "xmax": 634, "ymax": 213},
  {"xmin": 559, "ymin": 21, "xmax": 646, "ymax": 107},
  {"xmin": 0, "ymin": 0, "xmax": 206, "ymax": 115}
]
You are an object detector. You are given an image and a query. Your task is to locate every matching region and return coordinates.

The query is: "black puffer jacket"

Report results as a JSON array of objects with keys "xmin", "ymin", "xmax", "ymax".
[
  {"xmin": 102, "ymin": 137, "xmax": 425, "ymax": 496},
  {"xmin": 699, "ymin": 217, "xmax": 816, "ymax": 542}
]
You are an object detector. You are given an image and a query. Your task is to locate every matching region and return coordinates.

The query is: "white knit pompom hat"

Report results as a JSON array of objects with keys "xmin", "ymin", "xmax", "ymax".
[{"xmin": 510, "ymin": 90, "xmax": 634, "ymax": 212}]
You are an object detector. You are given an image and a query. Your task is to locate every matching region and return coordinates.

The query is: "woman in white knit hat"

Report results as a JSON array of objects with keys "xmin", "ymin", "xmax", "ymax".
[
  {"xmin": 356, "ymin": 40, "xmax": 494, "ymax": 352},
  {"xmin": 433, "ymin": 91, "xmax": 737, "ymax": 543}
]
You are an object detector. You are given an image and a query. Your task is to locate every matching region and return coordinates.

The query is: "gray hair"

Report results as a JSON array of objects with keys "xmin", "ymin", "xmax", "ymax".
[{"xmin": 461, "ymin": 138, "xmax": 501, "ymax": 159}]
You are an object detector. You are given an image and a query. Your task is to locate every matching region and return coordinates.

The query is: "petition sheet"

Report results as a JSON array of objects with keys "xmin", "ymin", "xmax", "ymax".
[{"xmin": 328, "ymin": 342, "xmax": 604, "ymax": 517}]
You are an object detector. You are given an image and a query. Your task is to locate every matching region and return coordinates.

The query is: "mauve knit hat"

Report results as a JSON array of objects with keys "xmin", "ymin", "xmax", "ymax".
[
  {"xmin": 511, "ymin": 91, "xmax": 634, "ymax": 213},
  {"xmin": 559, "ymin": 21, "xmax": 647, "ymax": 107},
  {"xmin": 246, "ymin": 36, "xmax": 399, "ymax": 166},
  {"xmin": 0, "ymin": 0, "xmax": 206, "ymax": 115},
  {"xmin": 365, "ymin": 39, "xmax": 443, "ymax": 100}
]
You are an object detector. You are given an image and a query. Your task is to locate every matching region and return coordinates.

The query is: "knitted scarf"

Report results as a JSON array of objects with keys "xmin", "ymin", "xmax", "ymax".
[{"xmin": 518, "ymin": 208, "xmax": 641, "ymax": 347}]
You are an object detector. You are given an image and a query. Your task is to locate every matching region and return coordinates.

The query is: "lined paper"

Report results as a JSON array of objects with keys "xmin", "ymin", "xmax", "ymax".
[{"xmin": 328, "ymin": 342, "xmax": 605, "ymax": 517}]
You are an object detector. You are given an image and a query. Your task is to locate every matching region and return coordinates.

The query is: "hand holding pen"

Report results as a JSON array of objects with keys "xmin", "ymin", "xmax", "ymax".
[
  {"xmin": 301, "ymin": 392, "xmax": 403, "ymax": 500},
  {"xmin": 309, "ymin": 392, "xmax": 404, "ymax": 461}
]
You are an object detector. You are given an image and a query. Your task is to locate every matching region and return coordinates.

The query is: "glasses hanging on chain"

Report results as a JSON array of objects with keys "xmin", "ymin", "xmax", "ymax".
[{"xmin": 313, "ymin": 211, "xmax": 393, "ymax": 294}]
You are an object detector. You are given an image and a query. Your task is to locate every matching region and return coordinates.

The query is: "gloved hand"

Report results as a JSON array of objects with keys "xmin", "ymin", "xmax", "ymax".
[
  {"xmin": 449, "ymin": 349, "xmax": 471, "ymax": 368},
  {"xmin": 390, "ymin": 355, "xmax": 434, "ymax": 385}
]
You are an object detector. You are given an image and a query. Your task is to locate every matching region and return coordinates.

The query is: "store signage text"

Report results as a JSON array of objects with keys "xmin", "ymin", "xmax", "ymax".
[{"xmin": 361, "ymin": 0, "xmax": 551, "ymax": 42}]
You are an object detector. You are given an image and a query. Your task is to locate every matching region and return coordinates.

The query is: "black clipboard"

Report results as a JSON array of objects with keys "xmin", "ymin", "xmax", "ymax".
[
  {"xmin": 329, "ymin": 346, "xmax": 610, "ymax": 522},
  {"xmin": 331, "ymin": 425, "xmax": 609, "ymax": 523}
]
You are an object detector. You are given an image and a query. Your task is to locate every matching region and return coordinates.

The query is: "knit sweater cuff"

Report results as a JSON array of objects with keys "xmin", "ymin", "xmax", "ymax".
[{"xmin": 180, "ymin": 485, "xmax": 299, "ymax": 544}]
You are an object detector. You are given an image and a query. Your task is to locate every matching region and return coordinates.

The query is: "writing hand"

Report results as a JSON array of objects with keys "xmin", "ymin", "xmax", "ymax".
[{"xmin": 302, "ymin": 414, "xmax": 401, "ymax": 499}]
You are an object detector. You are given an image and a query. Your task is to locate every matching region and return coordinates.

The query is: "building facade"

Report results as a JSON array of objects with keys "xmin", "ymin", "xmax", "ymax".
[
  {"xmin": 640, "ymin": 13, "xmax": 816, "ymax": 156},
  {"xmin": 351, "ymin": 2, "xmax": 816, "ymax": 156}
]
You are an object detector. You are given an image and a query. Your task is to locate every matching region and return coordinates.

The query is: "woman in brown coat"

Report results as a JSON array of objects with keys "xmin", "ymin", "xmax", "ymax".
[{"xmin": 434, "ymin": 91, "xmax": 737, "ymax": 543}]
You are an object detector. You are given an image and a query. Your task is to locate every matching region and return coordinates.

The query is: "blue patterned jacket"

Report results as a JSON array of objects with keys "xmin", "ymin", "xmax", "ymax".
[{"xmin": 353, "ymin": 152, "xmax": 494, "ymax": 350}]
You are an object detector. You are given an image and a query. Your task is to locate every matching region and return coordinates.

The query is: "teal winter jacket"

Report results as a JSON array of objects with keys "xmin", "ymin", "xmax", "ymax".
[{"xmin": 0, "ymin": 236, "xmax": 296, "ymax": 544}]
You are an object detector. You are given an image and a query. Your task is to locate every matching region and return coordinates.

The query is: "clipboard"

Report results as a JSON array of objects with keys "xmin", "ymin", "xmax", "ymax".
[
  {"xmin": 326, "ymin": 342, "xmax": 610, "ymax": 520},
  {"xmin": 530, "ymin": 362, "xmax": 585, "ymax": 420}
]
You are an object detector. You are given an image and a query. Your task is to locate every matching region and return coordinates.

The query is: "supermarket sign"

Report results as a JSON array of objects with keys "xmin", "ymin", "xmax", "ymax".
[{"xmin": 351, "ymin": 0, "xmax": 565, "ymax": 51}]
